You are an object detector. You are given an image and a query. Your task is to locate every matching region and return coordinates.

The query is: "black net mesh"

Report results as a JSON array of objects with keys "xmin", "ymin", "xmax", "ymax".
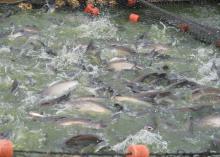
[
  {"xmin": 13, "ymin": 150, "xmax": 220, "ymax": 157},
  {"xmin": 135, "ymin": 0, "xmax": 220, "ymax": 45}
]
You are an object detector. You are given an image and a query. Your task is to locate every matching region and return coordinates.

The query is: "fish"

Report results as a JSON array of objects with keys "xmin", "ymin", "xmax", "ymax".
[
  {"xmin": 21, "ymin": 25, "xmax": 40, "ymax": 34},
  {"xmin": 107, "ymin": 59, "xmax": 142, "ymax": 72},
  {"xmin": 0, "ymin": 131, "xmax": 11, "ymax": 139},
  {"xmin": 28, "ymin": 111, "xmax": 45, "ymax": 118},
  {"xmin": 29, "ymin": 0, "xmax": 48, "ymax": 5},
  {"xmin": 126, "ymin": 81, "xmax": 153, "ymax": 93},
  {"xmin": 110, "ymin": 44, "xmax": 136, "ymax": 55},
  {"xmin": 85, "ymin": 40, "xmax": 102, "ymax": 65},
  {"xmin": 29, "ymin": 113, "xmax": 106, "ymax": 129},
  {"xmin": 135, "ymin": 37, "xmax": 169, "ymax": 54},
  {"xmin": 212, "ymin": 58, "xmax": 220, "ymax": 79},
  {"xmin": 64, "ymin": 100, "xmax": 111, "ymax": 114},
  {"xmin": 8, "ymin": 25, "xmax": 40, "ymax": 40},
  {"xmin": 175, "ymin": 105, "xmax": 214, "ymax": 113},
  {"xmin": 0, "ymin": 10, "xmax": 13, "ymax": 20},
  {"xmin": 133, "ymin": 90, "xmax": 173, "ymax": 106},
  {"xmin": 134, "ymin": 90, "xmax": 172, "ymax": 99},
  {"xmin": 132, "ymin": 72, "xmax": 167, "ymax": 83},
  {"xmin": 112, "ymin": 96, "xmax": 152, "ymax": 106},
  {"xmin": 10, "ymin": 79, "xmax": 19, "ymax": 93},
  {"xmin": 35, "ymin": 40, "xmax": 56, "ymax": 56},
  {"xmin": 65, "ymin": 134, "xmax": 102, "ymax": 148},
  {"xmin": 46, "ymin": 0, "xmax": 56, "ymax": 13},
  {"xmin": 191, "ymin": 87, "xmax": 220, "ymax": 102},
  {"xmin": 210, "ymin": 137, "xmax": 220, "ymax": 151},
  {"xmin": 100, "ymin": 43, "xmax": 136, "ymax": 61},
  {"xmin": 195, "ymin": 114, "xmax": 220, "ymax": 128},
  {"xmin": 0, "ymin": 0, "xmax": 24, "ymax": 4},
  {"xmin": 56, "ymin": 118, "xmax": 106, "ymax": 129},
  {"xmin": 167, "ymin": 79, "xmax": 201, "ymax": 89},
  {"xmin": 73, "ymin": 96, "xmax": 105, "ymax": 102},
  {"xmin": 39, "ymin": 80, "xmax": 79, "ymax": 105},
  {"xmin": 146, "ymin": 50, "xmax": 171, "ymax": 60}
]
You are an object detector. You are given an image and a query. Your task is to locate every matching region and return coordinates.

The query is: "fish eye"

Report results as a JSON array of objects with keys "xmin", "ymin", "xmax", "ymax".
[
  {"xmin": 144, "ymin": 125, "xmax": 154, "ymax": 131},
  {"xmin": 162, "ymin": 65, "xmax": 169, "ymax": 71},
  {"xmin": 114, "ymin": 103, "xmax": 123, "ymax": 111}
]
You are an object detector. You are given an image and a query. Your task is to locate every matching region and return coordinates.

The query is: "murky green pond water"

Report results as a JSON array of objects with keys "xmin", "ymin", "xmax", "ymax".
[{"xmin": 1, "ymin": 3, "xmax": 220, "ymax": 155}]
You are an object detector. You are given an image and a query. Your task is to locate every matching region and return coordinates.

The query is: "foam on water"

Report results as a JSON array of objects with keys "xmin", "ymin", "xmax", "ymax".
[
  {"xmin": 74, "ymin": 17, "xmax": 118, "ymax": 39},
  {"xmin": 112, "ymin": 129, "xmax": 168, "ymax": 152}
]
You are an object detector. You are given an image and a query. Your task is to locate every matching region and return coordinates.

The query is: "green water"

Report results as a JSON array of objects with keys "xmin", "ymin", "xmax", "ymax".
[{"xmin": 0, "ymin": 3, "xmax": 220, "ymax": 155}]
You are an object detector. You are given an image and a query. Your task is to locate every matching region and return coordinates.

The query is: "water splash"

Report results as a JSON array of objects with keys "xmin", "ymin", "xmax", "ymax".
[{"xmin": 112, "ymin": 129, "xmax": 168, "ymax": 152}]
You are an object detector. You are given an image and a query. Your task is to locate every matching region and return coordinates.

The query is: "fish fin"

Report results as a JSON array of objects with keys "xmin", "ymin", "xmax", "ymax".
[{"xmin": 86, "ymin": 40, "xmax": 96, "ymax": 53}]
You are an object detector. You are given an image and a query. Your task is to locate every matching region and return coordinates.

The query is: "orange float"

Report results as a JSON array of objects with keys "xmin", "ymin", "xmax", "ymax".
[
  {"xmin": 84, "ymin": 4, "xmax": 100, "ymax": 16},
  {"xmin": 128, "ymin": 0, "xmax": 137, "ymax": 7},
  {"xmin": 129, "ymin": 13, "xmax": 140, "ymax": 23},
  {"xmin": 126, "ymin": 145, "xmax": 150, "ymax": 157},
  {"xmin": 127, "ymin": 0, "xmax": 137, "ymax": 7},
  {"xmin": 91, "ymin": 7, "xmax": 100, "ymax": 16},
  {"xmin": 84, "ymin": 3, "xmax": 94, "ymax": 14},
  {"xmin": 0, "ymin": 140, "xmax": 13, "ymax": 157}
]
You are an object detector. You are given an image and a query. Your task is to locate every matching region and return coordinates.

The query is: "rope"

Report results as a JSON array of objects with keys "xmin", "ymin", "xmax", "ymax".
[
  {"xmin": 14, "ymin": 150, "xmax": 220, "ymax": 157},
  {"xmin": 14, "ymin": 150, "xmax": 128, "ymax": 156}
]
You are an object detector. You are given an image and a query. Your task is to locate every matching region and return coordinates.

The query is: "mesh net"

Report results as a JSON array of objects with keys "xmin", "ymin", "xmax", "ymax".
[{"xmin": 136, "ymin": 1, "xmax": 220, "ymax": 45}]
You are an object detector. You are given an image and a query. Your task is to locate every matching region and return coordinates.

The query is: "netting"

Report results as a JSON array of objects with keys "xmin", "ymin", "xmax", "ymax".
[
  {"xmin": 134, "ymin": 1, "xmax": 220, "ymax": 46},
  {"xmin": 13, "ymin": 150, "xmax": 220, "ymax": 157}
]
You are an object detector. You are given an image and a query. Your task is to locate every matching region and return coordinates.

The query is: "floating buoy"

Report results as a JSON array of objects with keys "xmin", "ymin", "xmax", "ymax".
[
  {"xmin": 84, "ymin": 3, "xmax": 100, "ymax": 16},
  {"xmin": 0, "ymin": 140, "xmax": 13, "ymax": 157},
  {"xmin": 178, "ymin": 23, "xmax": 189, "ymax": 32},
  {"xmin": 126, "ymin": 145, "xmax": 150, "ymax": 157},
  {"xmin": 91, "ymin": 7, "xmax": 100, "ymax": 16},
  {"xmin": 84, "ymin": 3, "xmax": 94, "ymax": 14},
  {"xmin": 127, "ymin": 0, "xmax": 137, "ymax": 7},
  {"xmin": 129, "ymin": 13, "xmax": 140, "ymax": 23}
]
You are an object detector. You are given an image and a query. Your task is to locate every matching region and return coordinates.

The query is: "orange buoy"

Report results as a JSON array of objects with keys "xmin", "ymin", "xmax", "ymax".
[
  {"xmin": 178, "ymin": 23, "xmax": 189, "ymax": 32},
  {"xmin": 0, "ymin": 140, "xmax": 13, "ymax": 157},
  {"xmin": 127, "ymin": 0, "xmax": 137, "ymax": 6},
  {"xmin": 129, "ymin": 13, "xmax": 140, "ymax": 23},
  {"xmin": 91, "ymin": 7, "xmax": 100, "ymax": 16},
  {"xmin": 84, "ymin": 3, "xmax": 94, "ymax": 14},
  {"xmin": 126, "ymin": 145, "xmax": 150, "ymax": 157}
]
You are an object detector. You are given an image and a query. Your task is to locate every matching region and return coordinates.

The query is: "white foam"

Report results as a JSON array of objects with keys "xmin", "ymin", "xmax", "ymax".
[
  {"xmin": 112, "ymin": 129, "xmax": 168, "ymax": 152},
  {"xmin": 74, "ymin": 17, "xmax": 117, "ymax": 39}
]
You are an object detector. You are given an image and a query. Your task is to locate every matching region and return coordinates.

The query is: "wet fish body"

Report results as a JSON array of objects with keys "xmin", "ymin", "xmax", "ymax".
[
  {"xmin": 29, "ymin": 113, "xmax": 106, "ymax": 129},
  {"xmin": 29, "ymin": 111, "xmax": 45, "ymax": 118},
  {"xmin": 107, "ymin": 60, "xmax": 142, "ymax": 72},
  {"xmin": 134, "ymin": 90, "xmax": 171, "ymax": 99},
  {"xmin": 136, "ymin": 38, "xmax": 169, "ymax": 54},
  {"xmin": 40, "ymin": 80, "xmax": 78, "ymax": 105},
  {"xmin": 65, "ymin": 134, "xmax": 102, "ymax": 148},
  {"xmin": 132, "ymin": 72, "xmax": 167, "ymax": 82},
  {"xmin": 196, "ymin": 114, "xmax": 220, "ymax": 128},
  {"xmin": 110, "ymin": 45, "xmax": 136, "ymax": 54},
  {"xmin": 112, "ymin": 96, "xmax": 152, "ymax": 106},
  {"xmin": 65, "ymin": 100, "xmax": 111, "ymax": 114},
  {"xmin": 0, "ymin": 0, "xmax": 24, "ymax": 4},
  {"xmin": 8, "ymin": 26, "xmax": 40, "ymax": 40},
  {"xmin": 192, "ymin": 87, "xmax": 220, "ymax": 101},
  {"xmin": 168, "ymin": 79, "xmax": 201, "ymax": 89},
  {"xmin": 73, "ymin": 96, "xmax": 105, "ymax": 102},
  {"xmin": 57, "ymin": 118, "xmax": 106, "ymax": 129},
  {"xmin": 85, "ymin": 40, "xmax": 101, "ymax": 64},
  {"xmin": 10, "ymin": 79, "xmax": 19, "ymax": 93}
]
